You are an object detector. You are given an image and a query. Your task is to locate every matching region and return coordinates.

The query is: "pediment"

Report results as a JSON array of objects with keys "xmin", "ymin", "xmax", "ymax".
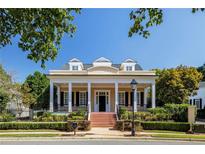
[{"xmin": 88, "ymin": 66, "xmax": 118, "ymax": 74}]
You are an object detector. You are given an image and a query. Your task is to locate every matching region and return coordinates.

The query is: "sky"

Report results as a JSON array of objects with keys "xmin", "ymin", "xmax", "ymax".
[{"xmin": 1, "ymin": 8, "xmax": 205, "ymax": 83}]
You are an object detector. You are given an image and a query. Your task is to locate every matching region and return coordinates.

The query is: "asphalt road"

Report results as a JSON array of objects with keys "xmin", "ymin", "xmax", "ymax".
[{"xmin": 1, "ymin": 139, "xmax": 205, "ymax": 145}]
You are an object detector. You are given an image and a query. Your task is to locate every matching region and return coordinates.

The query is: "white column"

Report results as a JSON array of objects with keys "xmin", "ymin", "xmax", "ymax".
[
  {"xmin": 49, "ymin": 81, "xmax": 54, "ymax": 112},
  {"xmin": 57, "ymin": 86, "xmax": 60, "ymax": 110},
  {"xmin": 144, "ymin": 88, "xmax": 148, "ymax": 109},
  {"xmin": 68, "ymin": 82, "xmax": 72, "ymax": 112},
  {"xmin": 87, "ymin": 82, "xmax": 91, "ymax": 113},
  {"xmin": 134, "ymin": 88, "xmax": 137, "ymax": 112},
  {"xmin": 115, "ymin": 81, "xmax": 118, "ymax": 113},
  {"xmin": 152, "ymin": 83, "xmax": 156, "ymax": 108}
]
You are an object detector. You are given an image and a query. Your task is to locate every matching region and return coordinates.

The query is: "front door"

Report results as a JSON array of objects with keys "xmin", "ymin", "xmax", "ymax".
[{"xmin": 99, "ymin": 95, "xmax": 106, "ymax": 112}]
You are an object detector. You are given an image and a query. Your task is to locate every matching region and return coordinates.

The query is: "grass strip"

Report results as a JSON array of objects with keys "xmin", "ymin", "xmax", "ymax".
[
  {"xmin": 151, "ymin": 134, "xmax": 205, "ymax": 139},
  {"xmin": 0, "ymin": 129, "xmax": 61, "ymax": 132},
  {"xmin": 0, "ymin": 134, "xmax": 61, "ymax": 137}
]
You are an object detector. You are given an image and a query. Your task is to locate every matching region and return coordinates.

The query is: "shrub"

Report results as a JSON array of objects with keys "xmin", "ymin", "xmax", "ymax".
[
  {"xmin": 197, "ymin": 109, "xmax": 205, "ymax": 119},
  {"xmin": 0, "ymin": 113, "xmax": 15, "ymax": 122},
  {"xmin": 67, "ymin": 120, "xmax": 91, "ymax": 131},
  {"xmin": 0, "ymin": 121, "xmax": 91, "ymax": 131},
  {"xmin": 68, "ymin": 116, "xmax": 84, "ymax": 120},
  {"xmin": 68, "ymin": 110, "xmax": 87, "ymax": 120},
  {"xmin": 148, "ymin": 107, "xmax": 167, "ymax": 114},
  {"xmin": 33, "ymin": 112, "xmax": 67, "ymax": 122},
  {"xmin": 36, "ymin": 111, "xmax": 45, "ymax": 117},
  {"xmin": 119, "ymin": 107, "xmax": 127, "ymax": 115},
  {"xmin": 115, "ymin": 120, "xmax": 142, "ymax": 131},
  {"xmin": 164, "ymin": 104, "xmax": 189, "ymax": 122},
  {"xmin": 141, "ymin": 121, "xmax": 190, "ymax": 132},
  {"xmin": 193, "ymin": 124, "xmax": 205, "ymax": 133},
  {"xmin": 0, "ymin": 122, "xmax": 67, "ymax": 130}
]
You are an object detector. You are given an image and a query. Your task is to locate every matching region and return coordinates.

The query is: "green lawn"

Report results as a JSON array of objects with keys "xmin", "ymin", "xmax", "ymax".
[
  {"xmin": 0, "ymin": 129, "xmax": 62, "ymax": 132},
  {"xmin": 0, "ymin": 134, "xmax": 61, "ymax": 137},
  {"xmin": 143, "ymin": 130, "xmax": 186, "ymax": 134},
  {"xmin": 151, "ymin": 134, "xmax": 205, "ymax": 139}
]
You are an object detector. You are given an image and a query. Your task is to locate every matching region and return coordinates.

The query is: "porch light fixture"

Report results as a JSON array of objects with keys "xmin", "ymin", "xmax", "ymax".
[{"xmin": 130, "ymin": 79, "xmax": 138, "ymax": 136}]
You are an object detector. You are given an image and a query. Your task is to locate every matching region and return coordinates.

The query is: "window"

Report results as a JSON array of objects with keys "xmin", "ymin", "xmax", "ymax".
[
  {"xmin": 195, "ymin": 99, "xmax": 202, "ymax": 109},
  {"xmin": 118, "ymin": 92, "xmax": 125, "ymax": 105},
  {"xmin": 72, "ymin": 65, "xmax": 78, "ymax": 71},
  {"xmin": 64, "ymin": 92, "xmax": 68, "ymax": 105},
  {"xmin": 79, "ymin": 92, "xmax": 86, "ymax": 106},
  {"xmin": 126, "ymin": 66, "xmax": 133, "ymax": 71}
]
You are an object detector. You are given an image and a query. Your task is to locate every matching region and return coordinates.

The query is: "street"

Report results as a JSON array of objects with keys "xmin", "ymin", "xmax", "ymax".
[{"xmin": 1, "ymin": 139, "xmax": 205, "ymax": 145}]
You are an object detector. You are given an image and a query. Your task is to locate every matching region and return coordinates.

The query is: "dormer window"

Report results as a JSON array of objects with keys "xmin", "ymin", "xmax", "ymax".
[
  {"xmin": 126, "ymin": 66, "xmax": 133, "ymax": 71},
  {"xmin": 72, "ymin": 65, "xmax": 79, "ymax": 71}
]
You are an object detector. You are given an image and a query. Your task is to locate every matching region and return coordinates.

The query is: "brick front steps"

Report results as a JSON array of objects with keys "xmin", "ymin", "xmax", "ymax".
[{"xmin": 90, "ymin": 112, "xmax": 116, "ymax": 127}]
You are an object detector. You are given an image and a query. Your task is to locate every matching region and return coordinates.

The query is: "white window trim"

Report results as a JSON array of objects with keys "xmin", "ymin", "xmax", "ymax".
[
  {"xmin": 79, "ymin": 91, "xmax": 87, "ymax": 107},
  {"xmin": 118, "ymin": 91, "xmax": 126, "ymax": 106}
]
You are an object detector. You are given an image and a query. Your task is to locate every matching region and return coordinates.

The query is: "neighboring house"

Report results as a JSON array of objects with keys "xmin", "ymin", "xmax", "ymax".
[
  {"xmin": 47, "ymin": 57, "xmax": 157, "ymax": 114},
  {"xmin": 189, "ymin": 81, "xmax": 205, "ymax": 110}
]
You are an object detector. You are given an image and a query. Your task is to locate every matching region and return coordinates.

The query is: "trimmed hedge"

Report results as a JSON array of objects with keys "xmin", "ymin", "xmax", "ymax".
[
  {"xmin": 0, "ymin": 120, "xmax": 91, "ymax": 131},
  {"xmin": 142, "ymin": 121, "xmax": 190, "ymax": 132},
  {"xmin": 0, "ymin": 122, "xmax": 67, "ymax": 130},
  {"xmin": 193, "ymin": 124, "xmax": 205, "ymax": 133},
  {"xmin": 115, "ymin": 120, "xmax": 142, "ymax": 131}
]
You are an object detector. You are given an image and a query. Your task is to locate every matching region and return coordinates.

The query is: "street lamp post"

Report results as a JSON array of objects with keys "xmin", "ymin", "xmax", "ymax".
[{"xmin": 130, "ymin": 79, "xmax": 138, "ymax": 136}]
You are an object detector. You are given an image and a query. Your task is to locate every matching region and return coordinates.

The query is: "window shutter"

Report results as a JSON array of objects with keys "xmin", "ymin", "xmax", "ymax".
[
  {"xmin": 72, "ymin": 92, "xmax": 74, "ymax": 106},
  {"xmin": 190, "ymin": 99, "xmax": 192, "ymax": 105},
  {"xmin": 141, "ymin": 92, "xmax": 144, "ymax": 106},
  {"xmin": 130, "ymin": 92, "xmax": 133, "ymax": 106},
  {"xmin": 76, "ymin": 92, "xmax": 79, "ymax": 106},
  {"xmin": 86, "ymin": 92, "xmax": 88, "ymax": 106},
  {"xmin": 125, "ymin": 92, "xmax": 128, "ymax": 106},
  {"xmin": 193, "ymin": 99, "xmax": 196, "ymax": 105},
  {"xmin": 60, "ymin": 92, "xmax": 64, "ymax": 106},
  {"xmin": 200, "ymin": 98, "xmax": 202, "ymax": 109}
]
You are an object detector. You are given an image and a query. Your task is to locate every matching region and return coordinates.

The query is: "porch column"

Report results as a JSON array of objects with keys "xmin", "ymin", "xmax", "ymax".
[
  {"xmin": 57, "ymin": 86, "xmax": 61, "ymax": 110},
  {"xmin": 49, "ymin": 81, "xmax": 54, "ymax": 112},
  {"xmin": 68, "ymin": 82, "xmax": 72, "ymax": 112},
  {"xmin": 115, "ymin": 81, "xmax": 118, "ymax": 113},
  {"xmin": 87, "ymin": 82, "xmax": 91, "ymax": 113},
  {"xmin": 144, "ymin": 88, "xmax": 148, "ymax": 109},
  {"xmin": 134, "ymin": 87, "xmax": 137, "ymax": 112},
  {"xmin": 152, "ymin": 83, "xmax": 156, "ymax": 108}
]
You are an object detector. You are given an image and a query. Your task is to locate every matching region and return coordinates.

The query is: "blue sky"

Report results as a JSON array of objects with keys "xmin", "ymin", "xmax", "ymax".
[{"xmin": 1, "ymin": 8, "xmax": 205, "ymax": 83}]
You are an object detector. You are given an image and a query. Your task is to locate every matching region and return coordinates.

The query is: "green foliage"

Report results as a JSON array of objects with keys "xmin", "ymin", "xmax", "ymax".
[
  {"xmin": 68, "ymin": 109, "xmax": 87, "ymax": 120},
  {"xmin": 197, "ymin": 63, "xmax": 205, "ymax": 81},
  {"xmin": 0, "ymin": 113, "xmax": 15, "ymax": 122},
  {"xmin": 0, "ymin": 65, "xmax": 13, "ymax": 112},
  {"xmin": 21, "ymin": 83, "xmax": 36, "ymax": 108},
  {"xmin": 67, "ymin": 120, "xmax": 91, "ymax": 131},
  {"xmin": 129, "ymin": 9, "xmax": 163, "ymax": 38},
  {"xmin": 164, "ymin": 104, "xmax": 189, "ymax": 122},
  {"xmin": 129, "ymin": 8, "xmax": 204, "ymax": 39},
  {"xmin": 33, "ymin": 112, "xmax": 67, "ymax": 122},
  {"xmin": 141, "ymin": 121, "xmax": 190, "ymax": 132},
  {"xmin": 22, "ymin": 71, "xmax": 50, "ymax": 109},
  {"xmin": 0, "ymin": 122, "xmax": 67, "ymax": 130},
  {"xmin": 115, "ymin": 120, "xmax": 142, "ymax": 131},
  {"xmin": 193, "ymin": 124, "xmax": 205, "ymax": 133},
  {"xmin": 119, "ymin": 106, "xmax": 127, "ymax": 115},
  {"xmin": 0, "ymin": 9, "xmax": 80, "ymax": 68},
  {"xmin": 156, "ymin": 65, "xmax": 202, "ymax": 105}
]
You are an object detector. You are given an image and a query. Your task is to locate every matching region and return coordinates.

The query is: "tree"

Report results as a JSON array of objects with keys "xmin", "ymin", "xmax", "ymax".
[
  {"xmin": 129, "ymin": 8, "xmax": 204, "ymax": 38},
  {"xmin": 0, "ymin": 64, "xmax": 13, "ymax": 112},
  {"xmin": 197, "ymin": 63, "xmax": 205, "ymax": 81},
  {"xmin": 156, "ymin": 65, "xmax": 202, "ymax": 105},
  {"xmin": 23, "ymin": 71, "xmax": 50, "ymax": 110},
  {"xmin": 0, "ymin": 8, "xmax": 80, "ymax": 68}
]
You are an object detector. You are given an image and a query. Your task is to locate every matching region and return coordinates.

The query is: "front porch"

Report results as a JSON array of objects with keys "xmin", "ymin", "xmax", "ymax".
[{"xmin": 49, "ymin": 80, "xmax": 156, "ymax": 114}]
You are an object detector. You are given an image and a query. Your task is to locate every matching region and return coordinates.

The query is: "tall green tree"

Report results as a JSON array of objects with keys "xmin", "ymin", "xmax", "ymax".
[
  {"xmin": 0, "ymin": 64, "xmax": 13, "ymax": 112},
  {"xmin": 197, "ymin": 63, "xmax": 205, "ymax": 81},
  {"xmin": 156, "ymin": 65, "xmax": 202, "ymax": 105},
  {"xmin": 23, "ymin": 71, "xmax": 50, "ymax": 110},
  {"xmin": 0, "ymin": 8, "xmax": 80, "ymax": 68}
]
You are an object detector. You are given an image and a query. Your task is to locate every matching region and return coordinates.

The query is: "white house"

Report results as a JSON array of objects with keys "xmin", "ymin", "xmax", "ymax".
[
  {"xmin": 189, "ymin": 81, "xmax": 205, "ymax": 110},
  {"xmin": 47, "ymin": 57, "xmax": 157, "ymax": 114}
]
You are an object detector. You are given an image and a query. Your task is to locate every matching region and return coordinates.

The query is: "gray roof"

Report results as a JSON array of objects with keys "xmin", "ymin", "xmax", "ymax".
[{"xmin": 61, "ymin": 63, "xmax": 143, "ymax": 70}]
